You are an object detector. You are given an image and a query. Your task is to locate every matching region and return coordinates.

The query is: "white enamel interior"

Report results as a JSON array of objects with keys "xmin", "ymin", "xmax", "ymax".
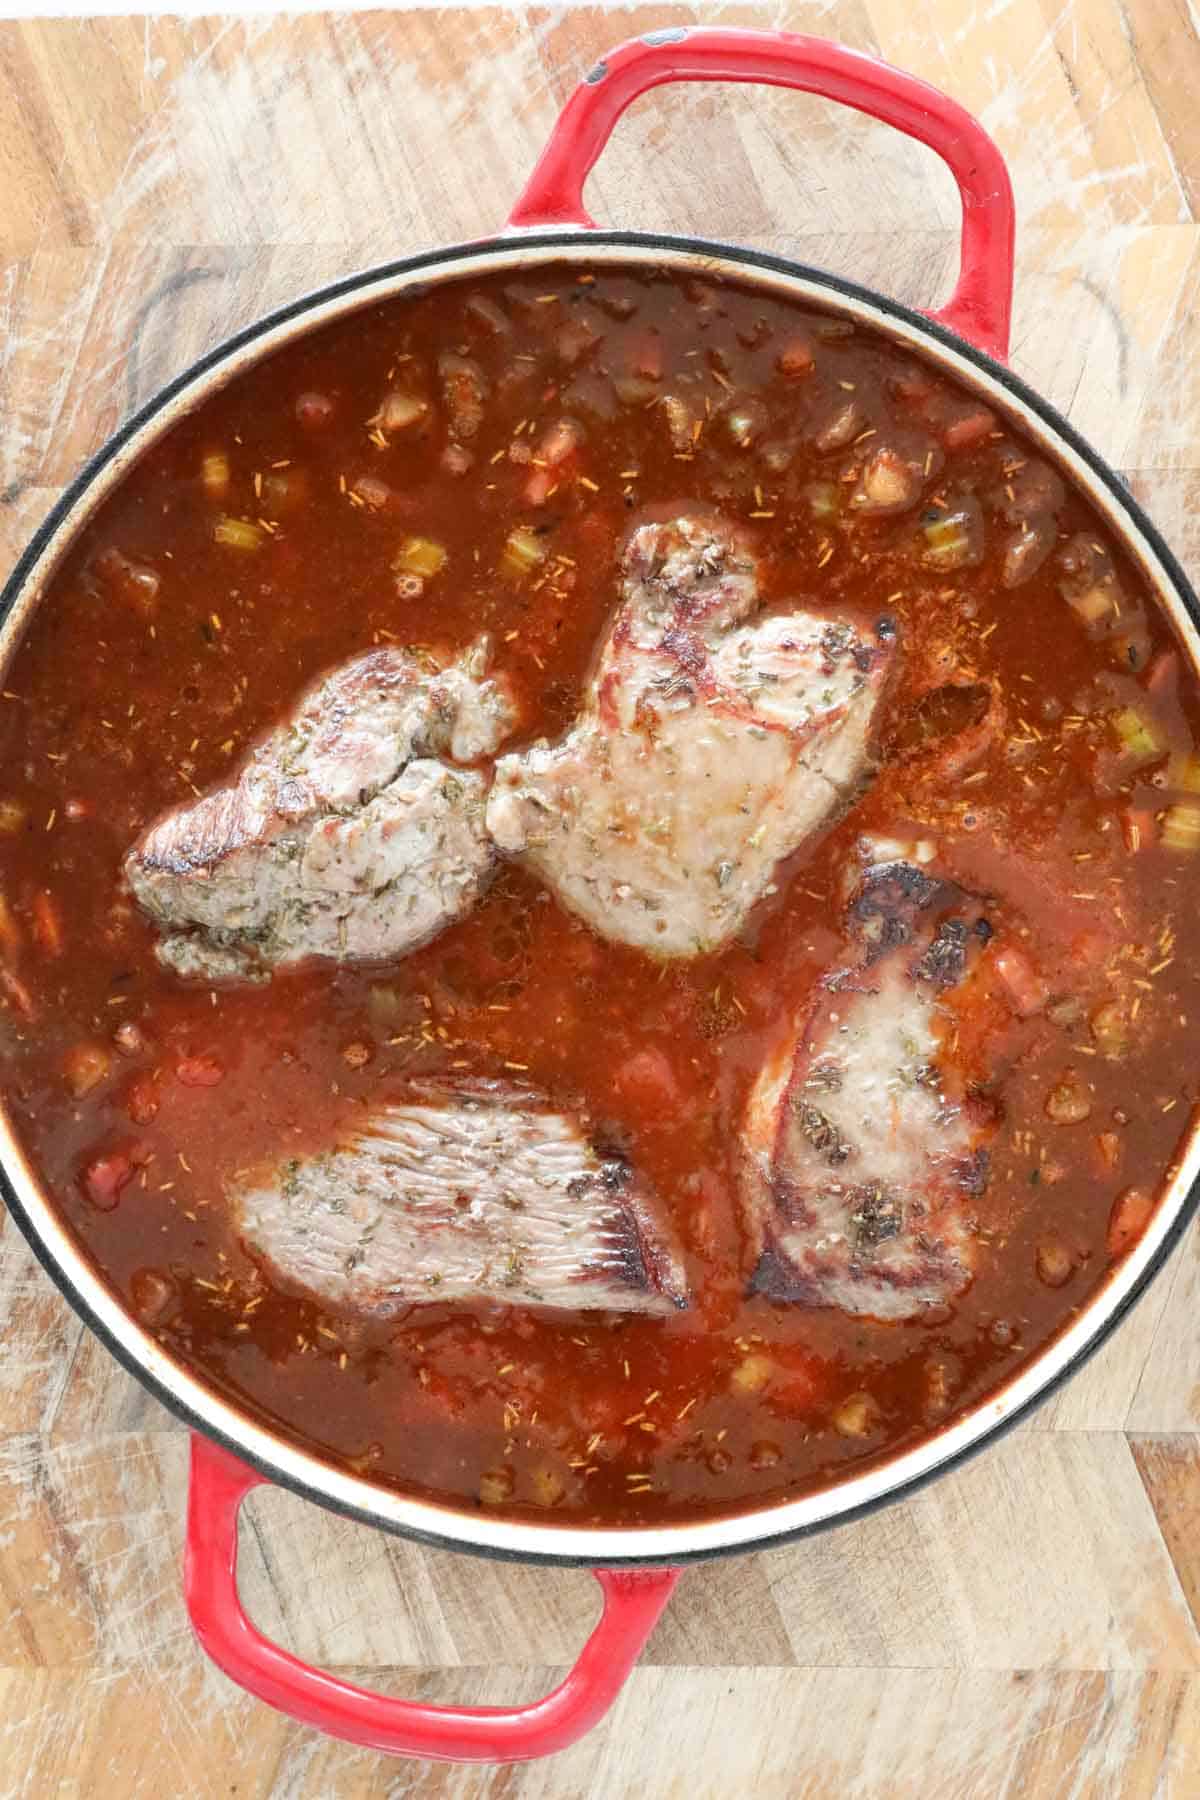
[{"xmin": 3, "ymin": 235, "xmax": 1198, "ymax": 1566}]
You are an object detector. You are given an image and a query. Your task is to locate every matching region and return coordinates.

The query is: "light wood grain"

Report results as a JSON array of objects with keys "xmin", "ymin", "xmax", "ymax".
[{"xmin": 3, "ymin": 5, "xmax": 1200, "ymax": 1795}]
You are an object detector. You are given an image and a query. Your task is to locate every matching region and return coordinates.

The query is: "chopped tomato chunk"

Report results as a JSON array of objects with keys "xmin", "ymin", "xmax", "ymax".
[
  {"xmin": 176, "ymin": 1054, "xmax": 225, "ymax": 1088},
  {"xmin": 612, "ymin": 1046, "xmax": 681, "ymax": 1118},
  {"xmin": 82, "ymin": 1151, "xmax": 135, "ymax": 1211}
]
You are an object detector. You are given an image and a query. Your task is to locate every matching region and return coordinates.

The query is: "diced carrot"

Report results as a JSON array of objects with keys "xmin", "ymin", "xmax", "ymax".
[
  {"xmin": 891, "ymin": 370, "xmax": 935, "ymax": 407},
  {"xmin": 350, "ymin": 474, "xmax": 393, "ymax": 511},
  {"xmin": 777, "ymin": 336, "xmax": 815, "ymax": 377},
  {"xmin": 1094, "ymin": 1130, "xmax": 1122, "ymax": 1173},
  {"xmin": 0, "ymin": 966, "xmax": 34, "ymax": 1019},
  {"xmin": 295, "ymin": 391, "xmax": 335, "ymax": 430},
  {"xmin": 1145, "ymin": 650, "xmax": 1178, "ymax": 698},
  {"xmin": 612, "ymin": 1046, "xmax": 682, "ymax": 1117},
  {"xmin": 176, "ymin": 1054, "xmax": 224, "ymax": 1088},
  {"xmin": 991, "ymin": 945, "xmax": 1048, "ymax": 1019},
  {"xmin": 82, "ymin": 1151, "xmax": 134, "ymax": 1211},
  {"xmin": 943, "ymin": 408, "xmax": 995, "ymax": 450},
  {"xmin": 63, "ymin": 1043, "xmax": 111, "ymax": 1097},
  {"xmin": 94, "ymin": 547, "xmax": 160, "ymax": 614},
  {"xmin": 31, "ymin": 890, "xmax": 63, "ymax": 958},
  {"xmin": 126, "ymin": 1075, "xmax": 160, "ymax": 1125},
  {"xmin": 524, "ymin": 467, "xmax": 557, "ymax": 508},
  {"xmin": 0, "ymin": 894, "xmax": 22, "ymax": 957},
  {"xmin": 1121, "ymin": 805, "xmax": 1155, "ymax": 854},
  {"xmin": 771, "ymin": 1351, "xmax": 833, "ymax": 1417},
  {"xmin": 556, "ymin": 317, "xmax": 596, "ymax": 365},
  {"xmin": 627, "ymin": 335, "xmax": 663, "ymax": 382},
  {"xmin": 1107, "ymin": 1186, "xmax": 1153, "ymax": 1257}
]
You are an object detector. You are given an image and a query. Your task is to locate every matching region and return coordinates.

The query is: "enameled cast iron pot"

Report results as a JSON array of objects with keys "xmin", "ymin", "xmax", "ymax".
[{"xmin": 4, "ymin": 28, "xmax": 1200, "ymax": 1765}]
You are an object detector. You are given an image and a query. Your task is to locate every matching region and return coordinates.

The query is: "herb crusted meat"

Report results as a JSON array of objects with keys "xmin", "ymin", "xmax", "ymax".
[
  {"xmin": 125, "ymin": 639, "xmax": 517, "ymax": 981},
  {"xmin": 233, "ymin": 1080, "xmax": 689, "ymax": 1316},
  {"xmin": 741, "ymin": 861, "xmax": 1003, "ymax": 1320},
  {"xmin": 486, "ymin": 515, "xmax": 897, "ymax": 958}
]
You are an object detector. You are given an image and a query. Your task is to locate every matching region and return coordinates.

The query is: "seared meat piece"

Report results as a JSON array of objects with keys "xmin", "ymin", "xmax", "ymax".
[
  {"xmin": 127, "ymin": 639, "xmax": 516, "ymax": 981},
  {"xmin": 741, "ymin": 861, "xmax": 1001, "ymax": 1320},
  {"xmin": 487, "ymin": 516, "xmax": 896, "ymax": 957},
  {"xmin": 234, "ymin": 1080, "xmax": 688, "ymax": 1316}
]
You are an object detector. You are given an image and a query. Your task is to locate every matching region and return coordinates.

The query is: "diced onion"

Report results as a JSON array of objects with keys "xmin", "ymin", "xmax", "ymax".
[
  {"xmin": 374, "ymin": 392, "xmax": 428, "ymax": 434},
  {"xmin": 1168, "ymin": 752, "xmax": 1200, "ymax": 793},
  {"xmin": 613, "ymin": 374, "xmax": 659, "ymax": 406},
  {"xmin": 213, "ymin": 517, "xmax": 263, "ymax": 551},
  {"xmin": 730, "ymin": 1353, "xmax": 774, "ymax": 1394},
  {"xmin": 393, "ymin": 536, "xmax": 447, "ymax": 579},
  {"xmin": 1066, "ymin": 585, "xmax": 1114, "ymax": 626},
  {"xmin": 723, "ymin": 400, "xmax": 768, "ymax": 448},
  {"xmin": 661, "ymin": 393, "xmax": 696, "ymax": 453},
  {"xmin": 1161, "ymin": 802, "xmax": 1200, "ymax": 850},
  {"xmin": 201, "ymin": 450, "xmax": 230, "ymax": 497},
  {"xmin": 1090, "ymin": 999, "xmax": 1131, "ymax": 1058}
]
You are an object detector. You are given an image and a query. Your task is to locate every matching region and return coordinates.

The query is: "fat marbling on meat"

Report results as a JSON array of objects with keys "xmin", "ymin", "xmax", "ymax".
[
  {"xmin": 233, "ymin": 1080, "xmax": 688, "ymax": 1316},
  {"xmin": 125, "ymin": 638, "xmax": 517, "ymax": 981},
  {"xmin": 741, "ymin": 861, "xmax": 1003, "ymax": 1320},
  {"xmin": 486, "ymin": 515, "xmax": 897, "ymax": 958}
]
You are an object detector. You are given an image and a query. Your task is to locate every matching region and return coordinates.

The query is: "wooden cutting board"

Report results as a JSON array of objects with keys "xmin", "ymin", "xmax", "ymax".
[{"xmin": 2, "ymin": 6, "xmax": 1200, "ymax": 1795}]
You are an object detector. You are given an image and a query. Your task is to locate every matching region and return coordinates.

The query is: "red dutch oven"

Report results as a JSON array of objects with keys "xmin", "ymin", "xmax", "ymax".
[{"xmin": 3, "ymin": 27, "xmax": 1199, "ymax": 1766}]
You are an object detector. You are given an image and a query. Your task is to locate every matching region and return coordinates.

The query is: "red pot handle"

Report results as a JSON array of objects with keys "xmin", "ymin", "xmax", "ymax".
[
  {"xmin": 508, "ymin": 27, "xmax": 1014, "ymax": 362},
  {"xmin": 184, "ymin": 1434, "xmax": 679, "ymax": 1762}
]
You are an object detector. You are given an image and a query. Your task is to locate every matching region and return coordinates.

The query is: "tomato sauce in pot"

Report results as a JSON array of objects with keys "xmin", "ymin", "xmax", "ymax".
[{"xmin": 1, "ymin": 262, "xmax": 1198, "ymax": 1525}]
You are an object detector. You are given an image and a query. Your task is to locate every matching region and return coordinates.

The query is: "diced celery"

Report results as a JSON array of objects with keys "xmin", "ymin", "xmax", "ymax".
[
  {"xmin": 1168, "ymin": 751, "xmax": 1200, "ymax": 794},
  {"xmin": 201, "ymin": 450, "xmax": 230, "ymax": 497},
  {"xmin": 922, "ymin": 517, "xmax": 969, "ymax": 564},
  {"xmin": 394, "ymin": 536, "xmax": 447, "ymax": 579},
  {"xmin": 1161, "ymin": 801, "xmax": 1200, "ymax": 850},
  {"xmin": 804, "ymin": 481, "xmax": 839, "ymax": 519},
  {"xmin": 213, "ymin": 517, "xmax": 263, "ymax": 551},
  {"xmin": 1110, "ymin": 706, "xmax": 1161, "ymax": 760},
  {"xmin": 500, "ymin": 526, "xmax": 547, "ymax": 580}
]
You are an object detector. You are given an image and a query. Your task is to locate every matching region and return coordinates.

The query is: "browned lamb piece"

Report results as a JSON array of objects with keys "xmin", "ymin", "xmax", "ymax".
[
  {"xmin": 125, "ymin": 639, "xmax": 517, "ymax": 981},
  {"xmin": 487, "ymin": 514, "xmax": 897, "ymax": 958},
  {"xmin": 233, "ymin": 1080, "xmax": 688, "ymax": 1317},
  {"xmin": 741, "ymin": 861, "xmax": 1004, "ymax": 1320}
]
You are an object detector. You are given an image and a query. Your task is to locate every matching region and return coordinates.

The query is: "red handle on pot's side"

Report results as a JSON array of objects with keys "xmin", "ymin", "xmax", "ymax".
[
  {"xmin": 184, "ymin": 1434, "xmax": 679, "ymax": 1763},
  {"xmin": 508, "ymin": 27, "xmax": 1014, "ymax": 362}
]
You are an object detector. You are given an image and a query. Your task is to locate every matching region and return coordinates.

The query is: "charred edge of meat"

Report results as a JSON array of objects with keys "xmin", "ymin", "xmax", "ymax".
[
  {"xmin": 954, "ymin": 1147, "xmax": 991, "ymax": 1197},
  {"xmin": 912, "ymin": 918, "xmax": 969, "ymax": 989},
  {"xmin": 791, "ymin": 1097, "xmax": 851, "ymax": 1165},
  {"xmin": 659, "ymin": 626, "xmax": 707, "ymax": 675},
  {"xmin": 748, "ymin": 1233, "xmax": 965, "ymax": 1308},
  {"xmin": 574, "ymin": 1195, "xmax": 687, "ymax": 1309},
  {"xmin": 565, "ymin": 1153, "xmax": 634, "ymax": 1200},
  {"xmin": 849, "ymin": 1183, "xmax": 904, "ymax": 1250},
  {"xmin": 848, "ymin": 861, "xmax": 943, "ymax": 962}
]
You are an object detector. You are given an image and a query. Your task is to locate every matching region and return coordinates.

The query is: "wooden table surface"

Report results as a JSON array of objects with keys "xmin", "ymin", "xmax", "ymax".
[{"xmin": 2, "ymin": 4, "xmax": 1200, "ymax": 1794}]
